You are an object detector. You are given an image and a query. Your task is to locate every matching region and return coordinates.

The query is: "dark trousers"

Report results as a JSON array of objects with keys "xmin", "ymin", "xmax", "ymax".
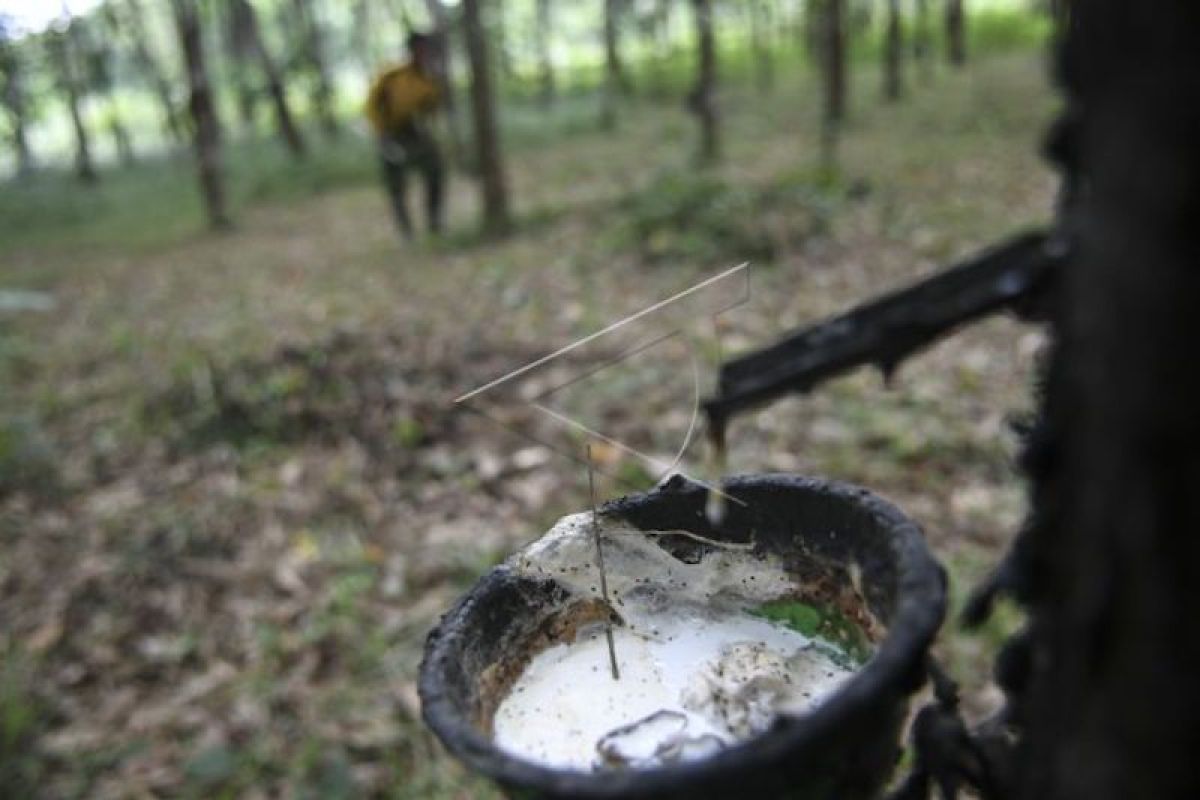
[{"xmin": 379, "ymin": 128, "xmax": 444, "ymax": 237}]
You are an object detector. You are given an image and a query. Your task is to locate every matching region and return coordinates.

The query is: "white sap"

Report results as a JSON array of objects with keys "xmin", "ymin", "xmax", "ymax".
[{"xmin": 491, "ymin": 513, "xmax": 860, "ymax": 772}]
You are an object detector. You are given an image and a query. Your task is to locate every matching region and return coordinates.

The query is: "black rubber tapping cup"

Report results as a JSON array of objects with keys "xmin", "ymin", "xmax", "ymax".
[{"xmin": 419, "ymin": 473, "xmax": 947, "ymax": 800}]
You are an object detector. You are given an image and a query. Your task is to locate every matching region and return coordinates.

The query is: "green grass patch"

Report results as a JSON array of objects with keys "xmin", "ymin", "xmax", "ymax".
[{"xmin": 608, "ymin": 167, "xmax": 857, "ymax": 265}]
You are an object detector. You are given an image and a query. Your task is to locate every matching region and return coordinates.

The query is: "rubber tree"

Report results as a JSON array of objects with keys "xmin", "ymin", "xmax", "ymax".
[
  {"xmin": 425, "ymin": 0, "xmax": 465, "ymax": 159},
  {"xmin": 90, "ymin": 9, "xmax": 137, "ymax": 167},
  {"xmin": 750, "ymin": 0, "xmax": 775, "ymax": 94},
  {"xmin": 534, "ymin": 0, "xmax": 555, "ymax": 107},
  {"xmin": 0, "ymin": 21, "xmax": 34, "ymax": 177},
  {"xmin": 171, "ymin": 0, "xmax": 230, "ymax": 230},
  {"xmin": 819, "ymin": 0, "xmax": 847, "ymax": 171},
  {"xmin": 462, "ymin": 0, "xmax": 511, "ymax": 235},
  {"xmin": 946, "ymin": 0, "xmax": 965, "ymax": 66},
  {"xmin": 46, "ymin": 21, "xmax": 96, "ymax": 184},
  {"xmin": 601, "ymin": 0, "xmax": 631, "ymax": 128},
  {"xmin": 228, "ymin": 0, "xmax": 306, "ymax": 158},
  {"xmin": 1011, "ymin": 3, "xmax": 1200, "ymax": 797},
  {"xmin": 883, "ymin": 0, "xmax": 903, "ymax": 101},
  {"xmin": 352, "ymin": 0, "xmax": 384, "ymax": 75},
  {"xmin": 123, "ymin": 0, "xmax": 186, "ymax": 145},
  {"xmin": 689, "ymin": 0, "xmax": 719, "ymax": 163},
  {"xmin": 292, "ymin": 0, "xmax": 338, "ymax": 137},
  {"xmin": 912, "ymin": 0, "xmax": 933, "ymax": 79}
]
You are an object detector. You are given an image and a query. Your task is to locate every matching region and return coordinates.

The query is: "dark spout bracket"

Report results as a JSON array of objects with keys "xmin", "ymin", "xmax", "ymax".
[{"xmin": 703, "ymin": 231, "xmax": 1063, "ymax": 427}]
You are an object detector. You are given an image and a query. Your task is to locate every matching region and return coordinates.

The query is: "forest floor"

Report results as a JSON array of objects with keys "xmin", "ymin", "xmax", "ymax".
[{"xmin": 1, "ymin": 53, "xmax": 1057, "ymax": 798}]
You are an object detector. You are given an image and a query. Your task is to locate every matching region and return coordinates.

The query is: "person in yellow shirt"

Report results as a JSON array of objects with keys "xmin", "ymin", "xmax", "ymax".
[{"xmin": 366, "ymin": 33, "xmax": 444, "ymax": 238}]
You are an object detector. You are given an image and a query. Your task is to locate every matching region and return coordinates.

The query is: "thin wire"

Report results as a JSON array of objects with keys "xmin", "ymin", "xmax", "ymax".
[{"xmin": 588, "ymin": 443, "xmax": 620, "ymax": 681}]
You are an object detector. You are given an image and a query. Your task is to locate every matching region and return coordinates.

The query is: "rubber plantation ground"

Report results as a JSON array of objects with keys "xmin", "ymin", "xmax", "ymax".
[{"xmin": 1, "ymin": 52, "xmax": 1055, "ymax": 798}]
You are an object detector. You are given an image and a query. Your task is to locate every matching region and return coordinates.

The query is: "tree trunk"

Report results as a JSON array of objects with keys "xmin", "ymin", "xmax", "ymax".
[
  {"xmin": 172, "ymin": 0, "xmax": 231, "ymax": 230},
  {"xmin": 293, "ymin": 0, "xmax": 338, "ymax": 137},
  {"xmin": 221, "ymin": 0, "xmax": 258, "ymax": 132},
  {"xmin": 535, "ymin": 0, "xmax": 555, "ymax": 107},
  {"xmin": 750, "ymin": 0, "xmax": 774, "ymax": 94},
  {"xmin": 802, "ymin": 0, "xmax": 823, "ymax": 65},
  {"xmin": 883, "ymin": 0, "xmax": 903, "ymax": 101},
  {"xmin": 0, "ymin": 46, "xmax": 35, "ymax": 177},
  {"xmin": 50, "ymin": 26, "xmax": 97, "ymax": 184},
  {"xmin": 353, "ymin": 0, "xmax": 384, "ymax": 75},
  {"xmin": 819, "ymin": 0, "xmax": 846, "ymax": 170},
  {"xmin": 462, "ymin": 0, "xmax": 511, "ymax": 235},
  {"xmin": 1015, "ymin": 4, "xmax": 1200, "ymax": 798},
  {"xmin": 491, "ymin": 0, "xmax": 514, "ymax": 78},
  {"xmin": 690, "ymin": 0, "xmax": 719, "ymax": 164},
  {"xmin": 945, "ymin": 0, "xmax": 966, "ymax": 67},
  {"xmin": 424, "ymin": 0, "xmax": 465, "ymax": 161},
  {"xmin": 912, "ymin": 0, "xmax": 933, "ymax": 79},
  {"xmin": 122, "ymin": 0, "xmax": 185, "ymax": 145},
  {"xmin": 108, "ymin": 107, "xmax": 136, "ymax": 167},
  {"xmin": 601, "ymin": 0, "xmax": 630, "ymax": 128},
  {"xmin": 230, "ymin": 0, "xmax": 306, "ymax": 158}
]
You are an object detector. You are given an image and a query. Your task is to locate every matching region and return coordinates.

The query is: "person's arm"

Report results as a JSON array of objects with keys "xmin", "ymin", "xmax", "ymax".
[{"xmin": 365, "ymin": 73, "xmax": 391, "ymax": 137}]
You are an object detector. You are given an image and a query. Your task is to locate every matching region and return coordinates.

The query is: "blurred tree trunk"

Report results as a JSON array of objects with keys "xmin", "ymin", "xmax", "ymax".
[
  {"xmin": 229, "ymin": 0, "xmax": 307, "ymax": 158},
  {"xmin": 750, "ymin": 0, "xmax": 774, "ymax": 94},
  {"xmin": 124, "ymin": 0, "xmax": 186, "ymax": 144},
  {"xmin": 535, "ymin": 0, "xmax": 555, "ymax": 107},
  {"xmin": 171, "ymin": 0, "xmax": 230, "ymax": 230},
  {"xmin": 601, "ymin": 0, "xmax": 630, "ymax": 129},
  {"xmin": 1017, "ymin": 4, "xmax": 1200, "ymax": 798},
  {"xmin": 462, "ymin": 0, "xmax": 511, "ymax": 235},
  {"xmin": 424, "ymin": 0, "xmax": 465, "ymax": 162},
  {"xmin": 643, "ymin": 0, "xmax": 673, "ymax": 97},
  {"xmin": 0, "ymin": 41, "xmax": 35, "ymax": 177},
  {"xmin": 108, "ymin": 111, "xmax": 136, "ymax": 167},
  {"xmin": 491, "ymin": 0, "xmax": 514, "ymax": 79},
  {"xmin": 604, "ymin": 0, "xmax": 630, "ymax": 93},
  {"xmin": 353, "ymin": 0, "xmax": 385, "ymax": 75},
  {"xmin": 48, "ymin": 25, "xmax": 97, "ymax": 184},
  {"xmin": 819, "ymin": 0, "xmax": 846, "ymax": 171},
  {"xmin": 883, "ymin": 0, "xmax": 903, "ymax": 101},
  {"xmin": 802, "ymin": 0, "xmax": 823, "ymax": 65},
  {"xmin": 292, "ymin": 0, "xmax": 338, "ymax": 138},
  {"xmin": 946, "ymin": 0, "xmax": 966, "ymax": 66},
  {"xmin": 222, "ymin": 0, "xmax": 258, "ymax": 131},
  {"xmin": 690, "ymin": 0, "xmax": 719, "ymax": 163},
  {"xmin": 912, "ymin": 0, "xmax": 933, "ymax": 79}
]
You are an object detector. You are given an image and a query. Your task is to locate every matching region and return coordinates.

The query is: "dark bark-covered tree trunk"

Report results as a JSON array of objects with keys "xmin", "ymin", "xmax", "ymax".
[
  {"xmin": 172, "ymin": 0, "xmax": 230, "ymax": 230},
  {"xmin": 424, "ymin": 0, "xmax": 465, "ymax": 161},
  {"xmin": 883, "ymin": 0, "xmax": 903, "ymax": 101},
  {"xmin": 750, "ymin": 0, "xmax": 774, "ymax": 94},
  {"xmin": 462, "ymin": 0, "xmax": 510, "ymax": 236},
  {"xmin": 230, "ymin": 0, "xmax": 306, "ymax": 158},
  {"xmin": 819, "ymin": 0, "xmax": 846, "ymax": 170},
  {"xmin": 124, "ymin": 0, "xmax": 186, "ymax": 144},
  {"xmin": 49, "ymin": 26, "xmax": 97, "ymax": 184},
  {"xmin": 689, "ymin": 0, "xmax": 719, "ymax": 164},
  {"xmin": 535, "ymin": 0, "xmax": 555, "ymax": 107},
  {"xmin": 912, "ymin": 0, "xmax": 933, "ymax": 79},
  {"xmin": 1008, "ymin": 4, "xmax": 1200, "ymax": 799},
  {"xmin": 292, "ymin": 0, "xmax": 338, "ymax": 137},
  {"xmin": 945, "ymin": 0, "xmax": 966, "ymax": 67}
]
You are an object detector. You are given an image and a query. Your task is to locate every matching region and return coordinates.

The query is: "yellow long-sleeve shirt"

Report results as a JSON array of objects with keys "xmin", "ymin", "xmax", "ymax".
[{"xmin": 366, "ymin": 64, "xmax": 440, "ymax": 137}]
